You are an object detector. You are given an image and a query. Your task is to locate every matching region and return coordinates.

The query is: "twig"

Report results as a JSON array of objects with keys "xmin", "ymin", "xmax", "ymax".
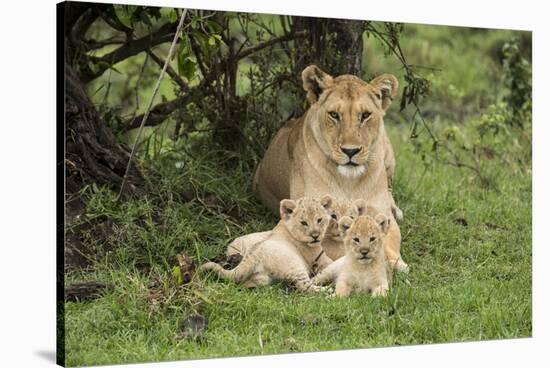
[
  {"xmin": 145, "ymin": 49, "xmax": 189, "ymax": 92},
  {"xmin": 116, "ymin": 9, "xmax": 188, "ymax": 201}
]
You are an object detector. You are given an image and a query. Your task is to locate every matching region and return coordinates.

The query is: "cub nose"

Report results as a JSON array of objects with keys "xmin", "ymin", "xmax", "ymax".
[
  {"xmin": 340, "ymin": 146, "xmax": 362, "ymax": 158},
  {"xmin": 311, "ymin": 231, "xmax": 320, "ymax": 239},
  {"xmin": 360, "ymin": 249, "xmax": 369, "ymax": 255}
]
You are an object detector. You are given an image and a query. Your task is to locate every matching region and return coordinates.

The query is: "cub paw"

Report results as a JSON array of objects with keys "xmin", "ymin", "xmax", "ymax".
[{"xmin": 308, "ymin": 285, "xmax": 321, "ymax": 293}]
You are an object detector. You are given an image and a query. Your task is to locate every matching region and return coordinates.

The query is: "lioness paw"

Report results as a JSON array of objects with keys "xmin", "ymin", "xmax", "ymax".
[
  {"xmin": 392, "ymin": 205, "xmax": 403, "ymax": 222},
  {"xmin": 389, "ymin": 258, "xmax": 409, "ymax": 273},
  {"xmin": 371, "ymin": 286, "xmax": 388, "ymax": 297}
]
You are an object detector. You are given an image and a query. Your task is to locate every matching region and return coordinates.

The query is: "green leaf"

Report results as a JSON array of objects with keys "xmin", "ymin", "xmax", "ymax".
[
  {"xmin": 180, "ymin": 58, "xmax": 196, "ymax": 81},
  {"xmin": 172, "ymin": 266, "xmax": 183, "ymax": 284},
  {"xmin": 192, "ymin": 31, "xmax": 209, "ymax": 51},
  {"xmin": 169, "ymin": 9, "xmax": 178, "ymax": 23},
  {"xmin": 113, "ymin": 5, "xmax": 135, "ymax": 28},
  {"xmin": 139, "ymin": 11, "xmax": 152, "ymax": 28},
  {"xmin": 206, "ymin": 20, "xmax": 223, "ymax": 34}
]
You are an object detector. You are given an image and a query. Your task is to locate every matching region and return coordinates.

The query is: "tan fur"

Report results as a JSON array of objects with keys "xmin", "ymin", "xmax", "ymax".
[
  {"xmin": 312, "ymin": 214, "xmax": 392, "ymax": 297},
  {"xmin": 321, "ymin": 198, "xmax": 368, "ymax": 260},
  {"xmin": 200, "ymin": 197, "xmax": 333, "ymax": 292},
  {"xmin": 253, "ymin": 65, "xmax": 407, "ymax": 271},
  {"xmin": 226, "ymin": 231, "xmax": 272, "ymax": 258}
]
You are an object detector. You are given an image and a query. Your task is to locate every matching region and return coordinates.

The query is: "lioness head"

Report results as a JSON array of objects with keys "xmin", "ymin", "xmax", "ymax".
[
  {"xmin": 279, "ymin": 196, "xmax": 331, "ymax": 247},
  {"xmin": 322, "ymin": 197, "xmax": 370, "ymax": 241},
  {"xmin": 338, "ymin": 214, "xmax": 390, "ymax": 264},
  {"xmin": 302, "ymin": 65, "xmax": 398, "ymax": 179}
]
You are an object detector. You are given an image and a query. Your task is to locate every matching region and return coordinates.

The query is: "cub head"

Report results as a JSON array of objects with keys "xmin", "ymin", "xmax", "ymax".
[
  {"xmin": 279, "ymin": 196, "xmax": 331, "ymax": 247},
  {"xmin": 302, "ymin": 65, "xmax": 398, "ymax": 179},
  {"xmin": 338, "ymin": 213, "xmax": 390, "ymax": 264},
  {"xmin": 322, "ymin": 197, "xmax": 371, "ymax": 241}
]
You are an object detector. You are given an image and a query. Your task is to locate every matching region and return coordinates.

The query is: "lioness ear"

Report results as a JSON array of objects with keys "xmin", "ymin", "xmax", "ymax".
[
  {"xmin": 280, "ymin": 199, "xmax": 297, "ymax": 220},
  {"xmin": 370, "ymin": 74, "xmax": 399, "ymax": 111},
  {"xmin": 319, "ymin": 194, "xmax": 333, "ymax": 210},
  {"xmin": 302, "ymin": 65, "xmax": 333, "ymax": 104},
  {"xmin": 338, "ymin": 216, "xmax": 354, "ymax": 236},
  {"xmin": 374, "ymin": 213, "xmax": 390, "ymax": 235}
]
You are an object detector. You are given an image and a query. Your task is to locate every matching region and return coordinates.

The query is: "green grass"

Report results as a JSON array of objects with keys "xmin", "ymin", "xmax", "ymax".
[
  {"xmin": 65, "ymin": 16, "xmax": 531, "ymax": 367},
  {"xmin": 64, "ymin": 124, "xmax": 531, "ymax": 366}
]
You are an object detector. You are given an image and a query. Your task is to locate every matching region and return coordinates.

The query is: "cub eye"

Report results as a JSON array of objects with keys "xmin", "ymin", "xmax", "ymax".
[
  {"xmin": 369, "ymin": 236, "xmax": 376, "ymax": 242},
  {"xmin": 361, "ymin": 111, "xmax": 371, "ymax": 121},
  {"xmin": 328, "ymin": 111, "xmax": 340, "ymax": 120},
  {"xmin": 317, "ymin": 218, "xmax": 322, "ymax": 224},
  {"xmin": 353, "ymin": 237, "xmax": 360, "ymax": 243},
  {"xmin": 331, "ymin": 214, "xmax": 337, "ymax": 220},
  {"xmin": 300, "ymin": 221, "xmax": 308, "ymax": 227}
]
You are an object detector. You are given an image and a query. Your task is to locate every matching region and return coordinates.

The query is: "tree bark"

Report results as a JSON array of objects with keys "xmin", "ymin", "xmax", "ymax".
[
  {"xmin": 292, "ymin": 17, "xmax": 364, "ymax": 76},
  {"xmin": 65, "ymin": 62, "xmax": 142, "ymax": 201},
  {"xmin": 327, "ymin": 19, "xmax": 364, "ymax": 76}
]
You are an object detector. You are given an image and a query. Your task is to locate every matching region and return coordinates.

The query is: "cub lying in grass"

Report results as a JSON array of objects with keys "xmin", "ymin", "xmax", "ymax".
[
  {"xmin": 312, "ymin": 213, "xmax": 392, "ymax": 297},
  {"xmin": 200, "ymin": 197, "xmax": 333, "ymax": 292}
]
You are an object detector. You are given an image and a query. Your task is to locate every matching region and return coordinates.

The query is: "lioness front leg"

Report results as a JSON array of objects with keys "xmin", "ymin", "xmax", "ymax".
[
  {"xmin": 384, "ymin": 219, "xmax": 408, "ymax": 272},
  {"xmin": 371, "ymin": 281, "xmax": 389, "ymax": 297}
]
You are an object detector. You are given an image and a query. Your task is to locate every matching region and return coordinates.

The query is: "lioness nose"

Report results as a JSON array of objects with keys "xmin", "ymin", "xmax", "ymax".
[{"xmin": 341, "ymin": 146, "xmax": 362, "ymax": 158}]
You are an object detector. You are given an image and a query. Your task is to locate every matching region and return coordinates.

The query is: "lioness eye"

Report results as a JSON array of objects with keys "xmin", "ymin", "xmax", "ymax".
[
  {"xmin": 331, "ymin": 214, "xmax": 337, "ymax": 220},
  {"xmin": 361, "ymin": 111, "xmax": 371, "ymax": 121},
  {"xmin": 369, "ymin": 236, "xmax": 376, "ymax": 242},
  {"xmin": 300, "ymin": 221, "xmax": 308, "ymax": 227},
  {"xmin": 328, "ymin": 111, "xmax": 340, "ymax": 120},
  {"xmin": 353, "ymin": 237, "xmax": 360, "ymax": 243},
  {"xmin": 317, "ymin": 218, "xmax": 322, "ymax": 224}
]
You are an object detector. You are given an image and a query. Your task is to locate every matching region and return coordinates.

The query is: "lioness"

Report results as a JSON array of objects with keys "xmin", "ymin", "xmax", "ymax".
[
  {"xmin": 200, "ymin": 197, "xmax": 333, "ymax": 291},
  {"xmin": 312, "ymin": 214, "xmax": 392, "ymax": 297},
  {"xmin": 253, "ymin": 65, "xmax": 407, "ymax": 271}
]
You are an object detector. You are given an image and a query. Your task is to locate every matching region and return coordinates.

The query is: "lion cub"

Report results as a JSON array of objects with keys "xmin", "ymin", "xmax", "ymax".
[
  {"xmin": 312, "ymin": 214, "xmax": 392, "ymax": 297},
  {"xmin": 322, "ymin": 198, "xmax": 368, "ymax": 260},
  {"xmin": 200, "ymin": 197, "xmax": 333, "ymax": 292},
  {"xmin": 226, "ymin": 195, "xmax": 341, "ymax": 263}
]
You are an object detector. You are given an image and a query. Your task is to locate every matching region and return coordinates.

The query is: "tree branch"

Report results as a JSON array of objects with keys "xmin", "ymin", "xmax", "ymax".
[
  {"xmin": 237, "ymin": 30, "xmax": 307, "ymax": 59},
  {"xmin": 83, "ymin": 21, "xmax": 179, "ymax": 83},
  {"xmin": 145, "ymin": 49, "xmax": 190, "ymax": 92},
  {"xmin": 123, "ymin": 31, "xmax": 308, "ymax": 130}
]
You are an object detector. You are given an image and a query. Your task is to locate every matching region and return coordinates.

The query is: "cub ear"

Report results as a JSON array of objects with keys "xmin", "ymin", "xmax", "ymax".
[
  {"xmin": 353, "ymin": 199, "xmax": 368, "ymax": 216},
  {"xmin": 280, "ymin": 199, "xmax": 297, "ymax": 220},
  {"xmin": 302, "ymin": 65, "xmax": 333, "ymax": 104},
  {"xmin": 369, "ymin": 74, "xmax": 399, "ymax": 111},
  {"xmin": 319, "ymin": 194, "xmax": 333, "ymax": 210},
  {"xmin": 338, "ymin": 216, "xmax": 354, "ymax": 236},
  {"xmin": 374, "ymin": 213, "xmax": 390, "ymax": 235}
]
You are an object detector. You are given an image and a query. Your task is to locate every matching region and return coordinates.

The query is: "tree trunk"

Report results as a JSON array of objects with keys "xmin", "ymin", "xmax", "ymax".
[
  {"xmin": 64, "ymin": 62, "xmax": 142, "ymax": 205},
  {"xmin": 292, "ymin": 17, "xmax": 365, "ymax": 76},
  {"xmin": 327, "ymin": 19, "xmax": 364, "ymax": 76}
]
